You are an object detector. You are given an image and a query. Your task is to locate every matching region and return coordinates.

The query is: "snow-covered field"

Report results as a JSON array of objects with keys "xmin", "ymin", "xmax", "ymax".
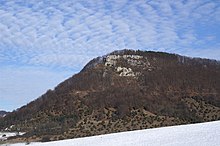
[{"xmin": 3, "ymin": 121, "xmax": 220, "ymax": 146}]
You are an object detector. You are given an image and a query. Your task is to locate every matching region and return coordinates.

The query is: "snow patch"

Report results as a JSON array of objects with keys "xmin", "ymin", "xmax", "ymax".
[{"xmin": 0, "ymin": 132, "xmax": 25, "ymax": 141}]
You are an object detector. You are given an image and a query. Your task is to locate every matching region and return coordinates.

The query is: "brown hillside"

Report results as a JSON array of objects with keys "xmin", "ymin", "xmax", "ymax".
[{"xmin": 1, "ymin": 49, "xmax": 220, "ymax": 142}]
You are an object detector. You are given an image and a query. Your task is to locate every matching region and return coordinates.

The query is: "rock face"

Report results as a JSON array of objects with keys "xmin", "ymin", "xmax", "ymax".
[
  {"xmin": 104, "ymin": 54, "xmax": 151, "ymax": 77},
  {"xmin": 1, "ymin": 49, "xmax": 220, "ymax": 142}
]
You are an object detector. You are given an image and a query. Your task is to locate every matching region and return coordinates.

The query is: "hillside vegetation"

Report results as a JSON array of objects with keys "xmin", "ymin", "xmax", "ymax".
[{"xmin": 1, "ymin": 50, "xmax": 220, "ymax": 142}]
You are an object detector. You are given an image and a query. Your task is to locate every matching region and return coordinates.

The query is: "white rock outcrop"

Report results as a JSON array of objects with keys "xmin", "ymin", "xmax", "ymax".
[
  {"xmin": 104, "ymin": 54, "xmax": 152, "ymax": 77},
  {"xmin": 105, "ymin": 55, "xmax": 144, "ymax": 67},
  {"xmin": 116, "ymin": 67, "xmax": 135, "ymax": 77}
]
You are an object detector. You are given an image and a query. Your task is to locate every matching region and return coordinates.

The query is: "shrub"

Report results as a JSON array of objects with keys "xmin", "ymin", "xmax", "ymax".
[{"xmin": 41, "ymin": 136, "xmax": 51, "ymax": 142}]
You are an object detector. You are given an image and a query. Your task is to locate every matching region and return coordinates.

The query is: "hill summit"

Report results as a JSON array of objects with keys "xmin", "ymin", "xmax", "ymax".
[{"xmin": 1, "ymin": 49, "xmax": 220, "ymax": 142}]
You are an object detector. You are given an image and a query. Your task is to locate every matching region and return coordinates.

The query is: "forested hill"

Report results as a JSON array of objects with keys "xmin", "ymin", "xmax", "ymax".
[{"xmin": 1, "ymin": 49, "xmax": 220, "ymax": 142}]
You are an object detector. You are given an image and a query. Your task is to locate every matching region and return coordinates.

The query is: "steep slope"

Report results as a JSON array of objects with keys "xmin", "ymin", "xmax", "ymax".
[{"xmin": 1, "ymin": 50, "xmax": 220, "ymax": 142}]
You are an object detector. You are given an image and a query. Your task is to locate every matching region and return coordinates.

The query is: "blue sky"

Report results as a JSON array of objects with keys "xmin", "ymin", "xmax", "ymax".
[{"xmin": 0, "ymin": 0, "xmax": 220, "ymax": 111}]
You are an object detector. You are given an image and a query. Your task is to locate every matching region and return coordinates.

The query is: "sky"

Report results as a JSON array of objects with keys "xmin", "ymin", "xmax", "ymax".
[{"xmin": 0, "ymin": 0, "xmax": 220, "ymax": 111}]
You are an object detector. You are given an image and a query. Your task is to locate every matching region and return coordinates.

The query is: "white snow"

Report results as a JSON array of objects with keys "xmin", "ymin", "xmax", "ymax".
[
  {"xmin": 0, "ymin": 132, "xmax": 25, "ymax": 141},
  {"xmin": 4, "ymin": 121, "xmax": 220, "ymax": 146}
]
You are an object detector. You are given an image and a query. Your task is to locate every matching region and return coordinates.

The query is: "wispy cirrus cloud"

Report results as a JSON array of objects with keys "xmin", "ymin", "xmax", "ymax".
[{"xmin": 0, "ymin": 0, "xmax": 220, "ymax": 110}]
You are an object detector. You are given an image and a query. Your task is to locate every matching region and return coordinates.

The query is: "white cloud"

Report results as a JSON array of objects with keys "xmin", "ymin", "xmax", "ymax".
[{"xmin": 1, "ymin": 0, "xmax": 219, "ymax": 69}]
